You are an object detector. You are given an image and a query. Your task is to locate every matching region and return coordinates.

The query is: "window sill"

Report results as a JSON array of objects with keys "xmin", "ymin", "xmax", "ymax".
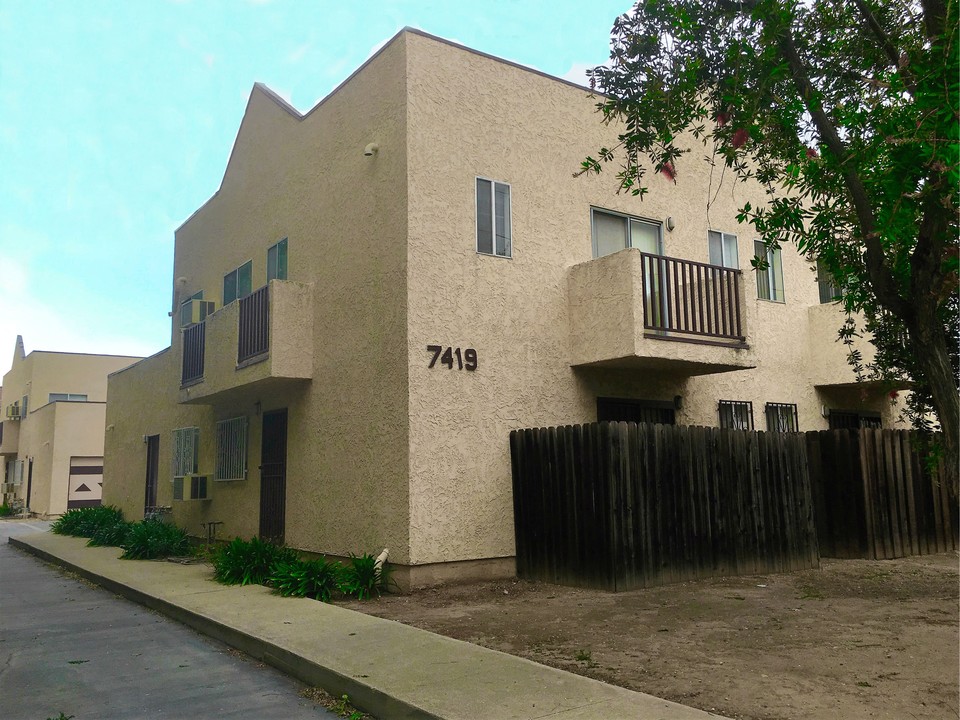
[{"xmin": 476, "ymin": 250, "xmax": 512, "ymax": 260}]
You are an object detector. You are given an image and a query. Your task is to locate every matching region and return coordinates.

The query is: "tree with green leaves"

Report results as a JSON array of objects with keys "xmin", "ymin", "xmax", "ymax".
[{"xmin": 583, "ymin": 0, "xmax": 958, "ymax": 494}]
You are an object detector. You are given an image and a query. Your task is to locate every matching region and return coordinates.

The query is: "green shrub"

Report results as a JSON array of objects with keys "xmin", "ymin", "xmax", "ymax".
[
  {"xmin": 339, "ymin": 553, "xmax": 391, "ymax": 600},
  {"xmin": 0, "ymin": 503, "xmax": 13, "ymax": 517},
  {"xmin": 121, "ymin": 519, "xmax": 191, "ymax": 560},
  {"xmin": 50, "ymin": 506, "xmax": 124, "ymax": 538},
  {"xmin": 270, "ymin": 558, "xmax": 342, "ymax": 601},
  {"xmin": 87, "ymin": 518, "xmax": 133, "ymax": 548},
  {"xmin": 212, "ymin": 536, "xmax": 298, "ymax": 586}
]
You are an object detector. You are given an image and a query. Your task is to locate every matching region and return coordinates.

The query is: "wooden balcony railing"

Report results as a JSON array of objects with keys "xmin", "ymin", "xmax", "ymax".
[
  {"xmin": 238, "ymin": 285, "xmax": 270, "ymax": 364},
  {"xmin": 181, "ymin": 322, "xmax": 205, "ymax": 385},
  {"xmin": 640, "ymin": 253, "xmax": 745, "ymax": 343}
]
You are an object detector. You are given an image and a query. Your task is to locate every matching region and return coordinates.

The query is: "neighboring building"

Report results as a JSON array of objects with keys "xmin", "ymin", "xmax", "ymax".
[
  {"xmin": 102, "ymin": 29, "xmax": 901, "ymax": 587},
  {"xmin": 1, "ymin": 336, "xmax": 141, "ymax": 516}
]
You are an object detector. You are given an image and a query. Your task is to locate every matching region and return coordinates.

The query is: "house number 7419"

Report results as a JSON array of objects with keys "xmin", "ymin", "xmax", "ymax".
[{"xmin": 427, "ymin": 345, "xmax": 477, "ymax": 371}]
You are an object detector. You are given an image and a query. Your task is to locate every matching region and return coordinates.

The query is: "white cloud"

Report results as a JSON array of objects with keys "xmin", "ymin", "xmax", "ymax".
[
  {"xmin": 287, "ymin": 42, "xmax": 310, "ymax": 64},
  {"xmin": 560, "ymin": 62, "xmax": 602, "ymax": 88}
]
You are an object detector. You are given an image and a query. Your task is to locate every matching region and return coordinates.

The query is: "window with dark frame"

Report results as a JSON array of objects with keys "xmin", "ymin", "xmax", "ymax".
[
  {"xmin": 765, "ymin": 402, "xmax": 799, "ymax": 432},
  {"xmin": 267, "ymin": 238, "xmax": 288, "ymax": 282},
  {"xmin": 718, "ymin": 400, "xmax": 754, "ymax": 430},
  {"xmin": 755, "ymin": 240, "xmax": 785, "ymax": 302},
  {"xmin": 223, "ymin": 260, "xmax": 253, "ymax": 305},
  {"xmin": 215, "ymin": 416, "xmax": 248, "ymax": 481}
]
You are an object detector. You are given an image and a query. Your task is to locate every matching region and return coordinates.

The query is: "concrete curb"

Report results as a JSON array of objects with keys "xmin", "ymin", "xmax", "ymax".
[
  {"xmin": 10, "ymin": 536, "xmax": 440, "ymax": 720},
  {"xmin": 10, "ymin": 533, "xmax": 729, "ymax": 720}
]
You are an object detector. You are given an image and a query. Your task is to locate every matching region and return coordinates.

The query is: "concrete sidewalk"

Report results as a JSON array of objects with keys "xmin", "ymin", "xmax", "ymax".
[{"xmin": 10, "ymin": 532, "xmax": 728, "ymax": 720}]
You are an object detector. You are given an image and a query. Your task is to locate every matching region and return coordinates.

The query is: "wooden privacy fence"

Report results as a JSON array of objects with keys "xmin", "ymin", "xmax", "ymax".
[
  {"xmin": 510, "ymin": 422, "xmax": 819, "ymax": 591},
  {"xmin": 807, "ymin": 428, "xmax": 957, "ymax": 559}
]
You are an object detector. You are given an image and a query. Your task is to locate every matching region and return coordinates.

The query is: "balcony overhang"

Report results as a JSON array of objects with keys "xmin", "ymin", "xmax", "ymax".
[
  {"xmin": 179, "ymin": 280, "xmax": 314, "ymax": 405},
  {"xmin": 568, "ymin": 249, "xmax": 756, "ymax": 376}
]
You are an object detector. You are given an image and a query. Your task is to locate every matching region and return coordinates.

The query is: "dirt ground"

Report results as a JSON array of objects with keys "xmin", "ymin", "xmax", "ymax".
[{"xmin": 339, "ymin": 553, "xmax": 959, "ymax": 720}]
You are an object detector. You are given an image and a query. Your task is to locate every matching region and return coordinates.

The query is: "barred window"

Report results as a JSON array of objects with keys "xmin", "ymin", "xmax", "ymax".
[
  {"xmin": 719, "ymin": 400, "xmax": 754, "ymax": 430},
  {"xmin": 216, "ymin": 416, "xmax": 248, "ymax": 481},
  {"xmin": 765, "ymin": 403, "xmax": 799, "ymax": 432},
  {"xmin": 172, "ymin": 427, "xmax": 199, "ymax": 478}
]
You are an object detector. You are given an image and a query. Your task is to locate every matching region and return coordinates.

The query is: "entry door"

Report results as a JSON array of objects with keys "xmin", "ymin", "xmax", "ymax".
[
  {"xmin": 597, "ymin": 397, "xmax": 676, "ymax": 426},
  {"xmin": 259, "ymin": 409, "xmax": 288, "ymax": 543},
  {"xmin": 144, "ymin": 434, "xmax": 160, "ymax": 516}
]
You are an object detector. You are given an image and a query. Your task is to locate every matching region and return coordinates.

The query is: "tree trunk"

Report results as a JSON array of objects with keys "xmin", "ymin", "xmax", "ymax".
[{"xmin": 908, "ymin": 310, "xmax": 959, "ymax": 499}]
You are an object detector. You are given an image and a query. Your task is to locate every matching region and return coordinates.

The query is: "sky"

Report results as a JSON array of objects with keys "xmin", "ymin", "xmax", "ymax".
[{"xmin": 0, "ymin": 0, "xmax": 632, "ymax": 365}]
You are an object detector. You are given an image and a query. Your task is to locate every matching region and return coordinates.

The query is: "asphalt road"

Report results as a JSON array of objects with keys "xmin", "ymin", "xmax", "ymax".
[{"xmin": 0, "ymin": 519, "xmax": 338, "ymax": 720}]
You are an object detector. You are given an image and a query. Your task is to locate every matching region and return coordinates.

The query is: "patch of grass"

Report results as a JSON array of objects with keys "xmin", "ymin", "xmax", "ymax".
[
  {"xmin": 212, "ymin": 536, "xmax": 298, "ymax": 586},
  {"xmin": 51, "ymin": 506, "xmax": 124, "ymax": 538},
  {"xmin": 46, "ymin": 714, "xmax": 74, "ymax": 720},
  {"xmin": 856, "ymin": 680, "xmax": 873, "ymax": 687},
  {"xmin": 271, "ymin": 557, "xmax": 342, "ymax": 601},
  {"xmin": 339, "ymin": 553, "xmax": 391, "ymax": 600},
  {"xmin": 574, "ymin": 648, "xmax": 592, "ymax": 663},
  {"xmin": 0, "ymin": 503, "xmax": 13, "ymax": 517},
  {"xmin": 67, "ymin": 660, "xmax": 88, "ymax": 665},
  {"xmin": 121, "ymin": 519, "xmax": 191, "ymax": 560},
  {"xmin": 796, "ymin": 584, "xmax": 825, "ymax": 600}
]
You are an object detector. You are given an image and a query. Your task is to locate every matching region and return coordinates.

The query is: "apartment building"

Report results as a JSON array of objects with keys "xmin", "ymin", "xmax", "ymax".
[
  {"xmin": 101, "ymin": 29, "xmax": 899, "ymax": 587},
  {"xmin": 1, "ymin": 336, "xmax": 141, "ymax": 516}
]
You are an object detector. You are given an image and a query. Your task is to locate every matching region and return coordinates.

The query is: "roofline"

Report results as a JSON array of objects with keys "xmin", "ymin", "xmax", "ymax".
[
  {"xmin": 25, "ymin": 350, "xmax": 144, "ymax": 360},
  {"xmin": 175, "ymin": 27, "xmax": 603, "ymax": 233},
  {"xmin": 108, "ymin": 346, "xmax": 170, "ymax": 378}
]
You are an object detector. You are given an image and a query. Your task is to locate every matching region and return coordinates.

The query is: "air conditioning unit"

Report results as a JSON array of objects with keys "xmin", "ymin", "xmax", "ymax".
[
  {"xmin": 179, "ymin": 299, "xmax": 217, "ymax": 328},
  {"xmin": 5, "ymin": 403, "xmax": 21, "ymax": 420},
  {"xmin": 173, "ymin": 475, "xmax": 209, "ymax": 501}
]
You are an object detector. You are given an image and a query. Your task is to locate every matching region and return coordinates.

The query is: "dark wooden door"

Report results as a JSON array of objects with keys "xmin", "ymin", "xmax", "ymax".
[
  {"xmin": 144, "ymin": 434, "xmax": 160, "ymax": 516},
  {"xmin": 597, "ymin": 397, "xmax": 676, "ymax": 425},
  {"xmin": 259, "ymin": 409, "xmax": 288, "ymax": 543}
]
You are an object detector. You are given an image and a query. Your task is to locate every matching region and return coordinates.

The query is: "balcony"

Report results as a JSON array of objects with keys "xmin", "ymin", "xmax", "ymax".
[
  {"xmin": 568, "ymin": 249, "xmax": 755, "ymax": 375},
  {"xmin": 0, "ymin": 417, "xmax": 18, "ymax": 456},
  {"xmin": 179, "ymin": 280, "xmax": 313, "ymax": 405}
]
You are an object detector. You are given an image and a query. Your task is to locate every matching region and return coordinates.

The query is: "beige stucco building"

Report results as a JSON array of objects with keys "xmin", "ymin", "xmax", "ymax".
[
  {"xmin": 102, "ymin": 30, "xmax": 900, "ymax": 586},
  {"xmin": 1, "ymin": 336, "xmax": 141, "ymax": 516}
]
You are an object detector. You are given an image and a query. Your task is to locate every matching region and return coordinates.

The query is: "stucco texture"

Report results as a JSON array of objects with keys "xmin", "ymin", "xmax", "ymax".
[
  {"xmin": 105, "ymin": 37, "xmax": 412, "ymax": 561},
  {"xmin": 103, "ymin": 29, "xmax": 904, "ymax": 578}
]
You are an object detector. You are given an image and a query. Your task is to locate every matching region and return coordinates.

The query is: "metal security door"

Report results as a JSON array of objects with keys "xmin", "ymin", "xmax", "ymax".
[
  {"xmin": 259, "ymin": 409, "xmax": 288, "ymax": 543},
  {"xmin": 144, "ymin": 434, "xmax": 160, "ymax": 516}
]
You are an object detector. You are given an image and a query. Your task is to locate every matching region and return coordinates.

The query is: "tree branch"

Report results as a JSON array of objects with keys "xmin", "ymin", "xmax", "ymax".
[
  {"xmin": 851, "ymin": 0, "xmax": 917, "ymax": 94},
  {"xmin": 777, "ymin": 27, "xmax": 912, "ymax": 321}
]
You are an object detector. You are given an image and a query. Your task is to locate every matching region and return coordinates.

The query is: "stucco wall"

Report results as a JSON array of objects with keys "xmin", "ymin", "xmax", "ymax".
[
  {"xmin": 107, "ymin": 36, "xmax": 412, "ymax": 560},
  {"xmin": 1, "ymin": 343, "xmax": 139, "ymax": 514},
  {"xmin": 402, "ymin": 31, "xmax": 903, "ymax": 566}
]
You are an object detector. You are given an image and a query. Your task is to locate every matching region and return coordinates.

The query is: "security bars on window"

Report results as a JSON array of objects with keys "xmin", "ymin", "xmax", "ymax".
[
  {"xmin": 765, "ymin": 403, "xmax": 798, "ymax": 432},
  {"xmin": 215, "ymin": 416, "xmax": 248, "ymax": 481},
  {"xmin": 718, "ymin": 400, "xmax": 754, "ymax": 430},
  {"xmin": 172, "ymin": 427, "xmax": 199, "ymax": 478}
]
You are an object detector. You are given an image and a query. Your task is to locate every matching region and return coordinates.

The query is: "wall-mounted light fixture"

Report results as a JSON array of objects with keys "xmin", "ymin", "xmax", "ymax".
[
  {"xmin": 674, "ymin": 395, "xmax": 683, "ymax": 410},
  {"xmin": 666, "ymin": 216, "xmax": 676, "ymax": 232},
  {"xmin": 363, "ymin": 142, "xmax": 379, "ymax": 157},
  {"xmin": 821, "ymin": 405, "xmax": 830, "ymax": 418}
]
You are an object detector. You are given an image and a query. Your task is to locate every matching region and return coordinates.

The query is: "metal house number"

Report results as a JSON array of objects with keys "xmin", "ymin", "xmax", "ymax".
[{"xmin": 427, "ymin": 345, "xmax": 477, "ymax": 371}]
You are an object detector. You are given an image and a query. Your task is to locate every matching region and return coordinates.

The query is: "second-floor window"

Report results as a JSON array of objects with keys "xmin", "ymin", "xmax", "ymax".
[
  {"xmin": 708, "ymin": 231, "xmax": 739, "ymax": 268},
  {"xmin": 765, "ymin": 402, "xmax": 798, "ymax": 432},
  {"xmin": 719, "ymin": 400, "xmax": 754, "ymax": 430},
  {"xmin": 476, "ymin": 178, "xmax": 511, "ymax": 257},
  {"xmin": 592, "ymin": 208, "xmax": 662, "ymax": 258},
  {"xmin": 48, "ymin": 393, "xmax": 88, "ymax": 403},
  {"xmin": 817, "ymin": 259, "xmax": 842, "ymax": 304},
  {"xmin": 754, "ymin": 240, "xmax": 785, "ymax": 302},
  {"xmin": 224, "ymin": 261, "xmax": 252, "ymax": 305},
  {"xmin": 267, "ymin": 238, "xmax": 288, "ymax": 281}
]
